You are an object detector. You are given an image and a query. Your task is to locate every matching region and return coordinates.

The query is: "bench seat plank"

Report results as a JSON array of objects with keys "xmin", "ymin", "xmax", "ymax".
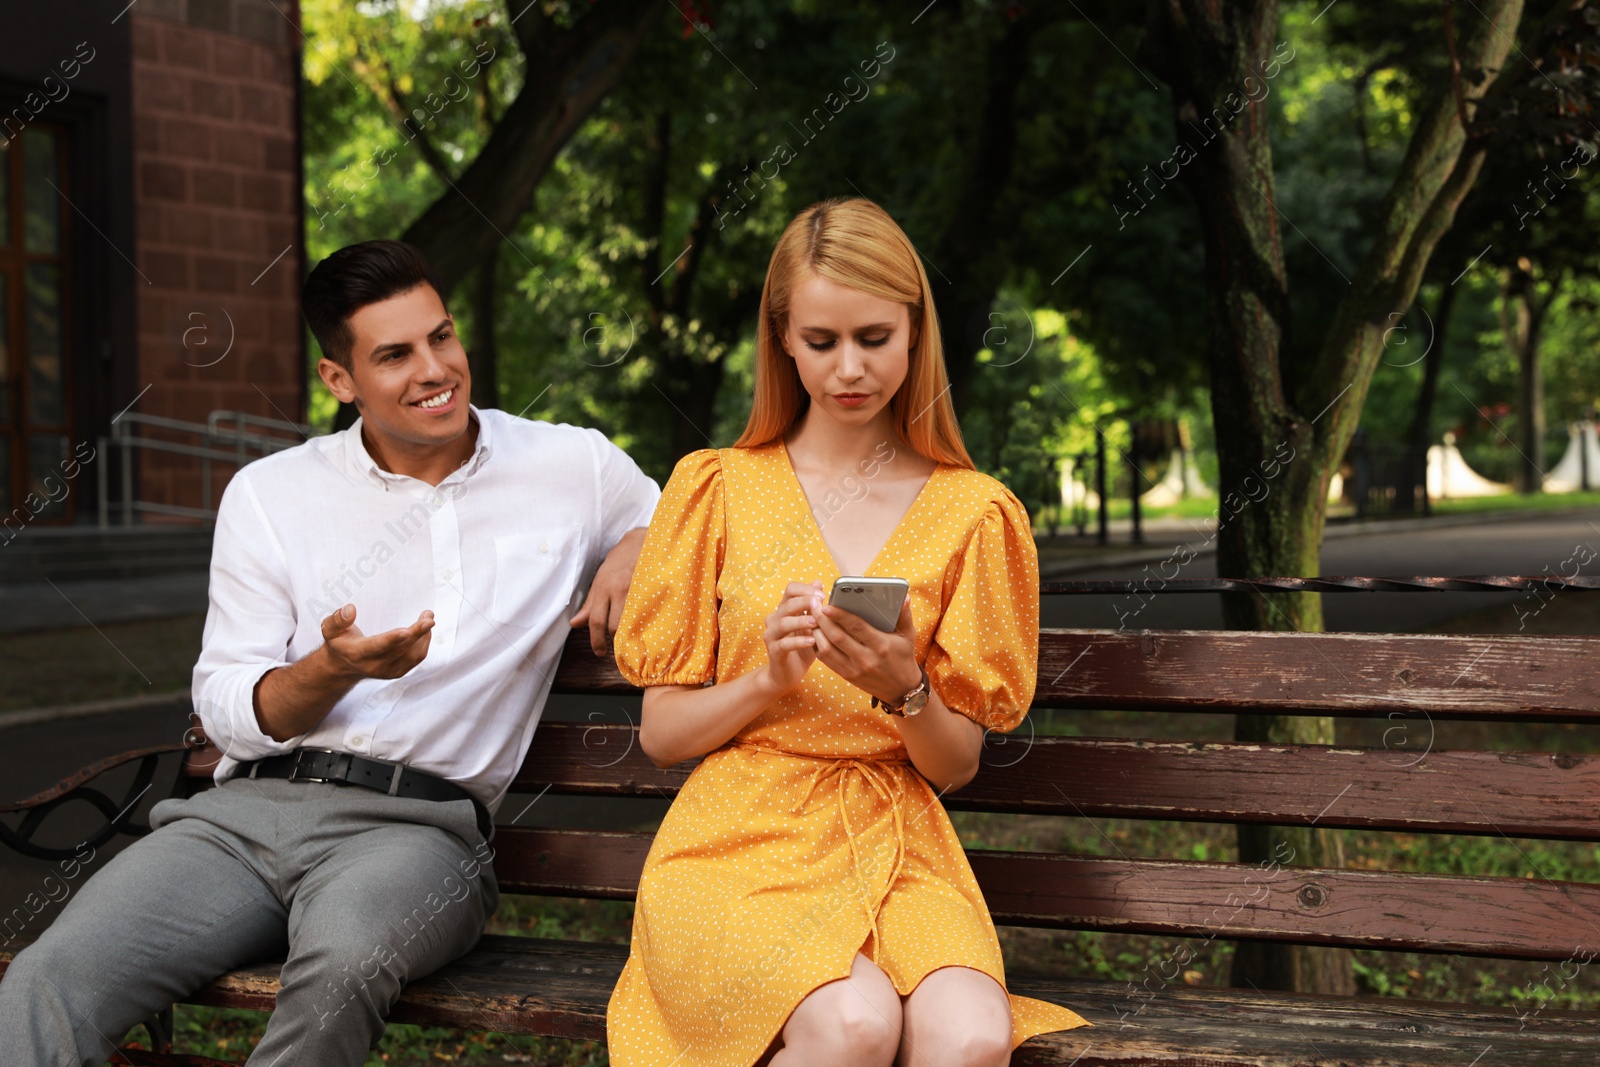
[
  {"xmin": 111, "ymin": 1052, "xmax": 241, "ymax": 1066},
  {"xmin": 1006, "ymin": 973, "xmax": 1600, "ymax": 1066},
  {"xmin": 513, "ymin": 724, "xmax": 1600, "ymax": 839},
  {"xmin": 9, "ymin": 938, "xmax": 1595, "ymax": 1065},
  {"xmin": 488, "ymin": 828, "xmax": 1600, "ymax": 960}
]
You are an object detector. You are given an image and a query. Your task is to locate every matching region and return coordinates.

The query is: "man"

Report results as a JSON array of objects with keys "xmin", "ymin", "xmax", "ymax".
[{"xmin": 0, "ymin": 240, "xmax": 660, "ymax": 1065}]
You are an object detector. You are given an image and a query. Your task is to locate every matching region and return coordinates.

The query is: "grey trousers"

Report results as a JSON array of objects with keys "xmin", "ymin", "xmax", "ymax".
[{"xmin": 0, "ymin": 775, "xmax": 499, "ymax": 1067}]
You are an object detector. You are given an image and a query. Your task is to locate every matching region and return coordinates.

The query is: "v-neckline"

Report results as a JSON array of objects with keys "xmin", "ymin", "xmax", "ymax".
[{"xmin": 776, "ymin": 438, "xmax": 940, "ymax": 579}]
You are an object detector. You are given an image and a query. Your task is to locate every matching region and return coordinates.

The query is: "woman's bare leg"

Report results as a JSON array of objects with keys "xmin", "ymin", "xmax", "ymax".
[
  {"xmin": 768, "ymin": 952, "xmax": 903, "ymax": 1067},
  {"xmin": 897, "ymin": 966, "xmax": 1012, "ymax": 1067}
]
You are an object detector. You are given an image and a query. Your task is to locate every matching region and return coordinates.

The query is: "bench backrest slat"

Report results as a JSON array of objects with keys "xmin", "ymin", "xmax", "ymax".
[
  {"xmin": 168, "ymin": 620, "xmax": 1600, "ymax": 964},
  {"xmin": 1035, "ymin": 630, "xmax": 1600, "ymax": 718},
  {"xmin": 513, "ymin": 723, "xmax": 1600, "ymax": 840},
  {"xmin": 548, "ymin": 630, "xmax": 1600, "ymax": 721},
  {"xmin": 490, "ymin": 827, "xmax": 1600, "ymax": 961}
]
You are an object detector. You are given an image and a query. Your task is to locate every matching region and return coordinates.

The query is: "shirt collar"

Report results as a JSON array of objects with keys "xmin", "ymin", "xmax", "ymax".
[{"xmin": 343, "ymin": 405, "xmax": 493, "ymax": 491}]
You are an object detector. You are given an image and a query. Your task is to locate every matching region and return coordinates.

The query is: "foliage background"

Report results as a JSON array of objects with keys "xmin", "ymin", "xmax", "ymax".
[{"xmin": 296, "ymin": 0, "xmax": 1600, "ymax": 506}]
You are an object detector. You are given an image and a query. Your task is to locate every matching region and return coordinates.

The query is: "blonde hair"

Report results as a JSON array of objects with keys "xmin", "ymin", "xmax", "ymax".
[{"xmin": 733, "ymin": 197, "xmax": 974, "ymax": 469}]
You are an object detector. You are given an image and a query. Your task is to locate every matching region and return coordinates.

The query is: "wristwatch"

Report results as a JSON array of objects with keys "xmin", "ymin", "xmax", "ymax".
[{"xmin": 874, "ymin": 667, "xmax": 930, "ymax": 718}]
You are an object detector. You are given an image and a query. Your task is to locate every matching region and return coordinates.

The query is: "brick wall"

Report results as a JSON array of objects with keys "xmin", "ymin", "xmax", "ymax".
[{"xmin": 130, "ymin": 0, "xmax": 303, "ymax": 517}]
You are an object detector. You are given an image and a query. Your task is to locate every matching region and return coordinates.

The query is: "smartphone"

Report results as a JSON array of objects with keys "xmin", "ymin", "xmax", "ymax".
[{"xmin": 827, "ymin": 576, "xmax": 910, "ymax": 633}]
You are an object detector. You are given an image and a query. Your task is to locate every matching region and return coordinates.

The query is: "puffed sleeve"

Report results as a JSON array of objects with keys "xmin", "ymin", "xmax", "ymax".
[
  {"xmin": 925, "ymin": 487, "xmax": 1039, "ymax": 732},
  {"xmin": 613, "ymin": 449, "xmax": 724, "ymax": 687}
]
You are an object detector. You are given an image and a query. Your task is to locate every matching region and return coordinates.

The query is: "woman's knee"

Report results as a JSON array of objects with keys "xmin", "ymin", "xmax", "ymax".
[
  {"xmin": 925, "ymin": 1022, "xmax": 1012, "ymax": 1067},
  {"xmin": 831, "ymin": 991, "xmax": 901, "ymax": 1059},
  {"xmin": 903, "ymin": 968, "xmax": 1012, "ymax": 1067},
  {"xmin": 784, "ymin": 965, "xmax": 902, "ymax": 1062}
]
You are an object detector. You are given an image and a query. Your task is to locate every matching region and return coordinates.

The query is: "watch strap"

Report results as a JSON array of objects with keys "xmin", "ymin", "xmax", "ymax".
[{"xmin": 875, "ymin": 666, "xmax": 929, "ymax": 716}]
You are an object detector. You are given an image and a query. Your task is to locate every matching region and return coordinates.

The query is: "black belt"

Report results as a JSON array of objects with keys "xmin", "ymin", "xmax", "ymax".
[{"xmin": 243, "ymin": 747, "xmax": 491, "ymax": 841}]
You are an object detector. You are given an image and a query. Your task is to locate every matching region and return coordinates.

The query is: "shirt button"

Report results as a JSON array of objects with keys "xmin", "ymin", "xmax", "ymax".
[
  {"xmin": 539, "ymin": 539, "xmax": 549, "ymax": 553},
  {"xmin": 349, "ymin": 736, "xmax": 366, "ymax": 747},
  {"xmin": 442, "ymin": 568, "xmax": 455, "ymax": 581}
]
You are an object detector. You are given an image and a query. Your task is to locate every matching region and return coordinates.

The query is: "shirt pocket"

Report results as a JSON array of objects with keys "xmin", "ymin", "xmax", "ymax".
[{"xmin": 489, "ymin": 525, "xmax": 586, "ymax": 626}]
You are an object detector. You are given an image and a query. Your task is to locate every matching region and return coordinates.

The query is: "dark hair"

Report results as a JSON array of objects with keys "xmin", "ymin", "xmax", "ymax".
[{"xmin": 302, "ymin": 240, "xmax": 447, "ymax": 367}]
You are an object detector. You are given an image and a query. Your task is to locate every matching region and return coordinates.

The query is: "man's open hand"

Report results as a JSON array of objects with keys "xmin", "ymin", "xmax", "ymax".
[
  {"xmin": 321, "ymin": 603, "xmax": 435, "ymax": 680},
  {"xmin": 253, "ymin": 604, "xmax": 435, "ymax": 742},
  {"xmin": 570, "ymin": 527, "xmax": 648, "ymax": 656}
]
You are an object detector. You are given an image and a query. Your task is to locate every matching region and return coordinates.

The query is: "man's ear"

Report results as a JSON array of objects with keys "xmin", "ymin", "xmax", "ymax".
[{"xmin": 317, "ymin": 357, "xmax": 358, "ymax": 405}]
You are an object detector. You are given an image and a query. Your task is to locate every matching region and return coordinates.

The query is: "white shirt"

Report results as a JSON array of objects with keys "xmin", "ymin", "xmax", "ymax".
[{"xmin": 192, "ymin": 406, "xmax": 660, "ymax": 811}]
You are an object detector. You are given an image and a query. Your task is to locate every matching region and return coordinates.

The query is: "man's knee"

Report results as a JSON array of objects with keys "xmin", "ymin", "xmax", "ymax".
[
  {"xmin": 279, "ymin": 834, "xmax": 491, "ymax": 1034},
  {"xmin": 0, "ymin": 939, "xmax": 104, "ymax": 1056},
  {"xmin": 291, "ymin": 932, "xmax": 409, "ymax": 1029},
  {"xmin": 2, "ymin": 927, "xmax": 100, "ymax": 1004}
]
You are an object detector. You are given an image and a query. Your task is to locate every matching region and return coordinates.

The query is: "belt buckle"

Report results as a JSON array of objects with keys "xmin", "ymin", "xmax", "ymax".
[{"xmin": 288, "ymin": 747, "xmax": 347, "ymax": 784}]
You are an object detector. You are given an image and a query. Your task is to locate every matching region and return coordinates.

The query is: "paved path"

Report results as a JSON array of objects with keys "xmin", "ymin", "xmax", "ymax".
[
  {"xmin": 1040, "ymin": 507, "xmax": 1600, "ymax": 633},
  {"xmin": 2, "ymin": 507, "xmax": 1594, "ymax": 635}
]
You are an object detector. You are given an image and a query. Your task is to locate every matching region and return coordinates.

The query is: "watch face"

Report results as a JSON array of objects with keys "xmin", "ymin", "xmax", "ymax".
[{"xmin": 902, "ymin": 690, "xmax": 929, "ymax": 717}]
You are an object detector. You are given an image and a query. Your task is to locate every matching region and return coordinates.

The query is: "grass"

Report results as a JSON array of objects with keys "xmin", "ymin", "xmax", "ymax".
[
  {"xmin": 1071, "ymin": 487, "xmax": 1600, "ymax": 525},
  {"xmin": 11, "ymin": 582, "xmax": 1592, "ymax": 1061},
  {"xmin": 1428, "ymin": 488, "xmax": 1600, "ymax": 516},
  {"xmin": 0, "ymin": 615, "xmax": 201, "ymax": 713}
]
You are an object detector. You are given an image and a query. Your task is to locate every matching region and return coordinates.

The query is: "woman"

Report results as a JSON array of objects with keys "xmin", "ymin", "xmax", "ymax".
[{"xmin": 607, "ymin": 197, "xmax": 1089, "ymax": 1066}]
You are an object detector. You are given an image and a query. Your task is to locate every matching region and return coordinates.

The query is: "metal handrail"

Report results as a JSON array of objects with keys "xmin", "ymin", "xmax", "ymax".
[
  {"xmin": 1042, "ymin": 576, "xmax": 1600, "ymax": 594},
  {"xmin": 97, "ymin": 410, "xmax": 313, "ymax": 527}
]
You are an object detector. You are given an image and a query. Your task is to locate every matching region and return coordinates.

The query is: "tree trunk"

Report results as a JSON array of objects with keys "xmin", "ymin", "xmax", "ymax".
[
  {"xmin": 470, "ymin": 254, "xmax": 500, "ymax": 410},
  {"xmin": 328, "ymin": 0, "xmax": 657, "ymax": 432},
  {"xmin": 1397, "ymin": 283, "xmax": 1456, "ymax": 513},
  {"xmin": 1503, "ymin": 267, "xmax": 1550, "ymax": 493},
  {"xmin": 659, "ymin": 355, "xmax": 725, "ymax": 465},
  {"xmin": 930, "ymin": 12, "xmax": 1042, "ymax": 414},
  {"xmin": 629, "ymin": 107, "xmax": 758, "ymax": 469},
  {"xmin": 932, "ymin": 2, "xmax": 1138, "ymax": 412},
  {"xmin": 1145, "ymin": 0, "xmax": 1525, "ymax": 994},
  {"xmin": 400, "ymin": 0, "xmax": 662, "ymax": 293}
]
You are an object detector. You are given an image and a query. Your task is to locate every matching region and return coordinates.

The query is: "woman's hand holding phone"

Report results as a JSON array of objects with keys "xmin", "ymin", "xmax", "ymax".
[
  {"xmin": 759, "ymin": 577, "xmax": 921, "ymax": 707},
  {"xmin": 815, "ymin": 593, "xmax": 922, "ymax": 707},
  {"xmin": 761, "ymin": 580, "xmax": 824, "ymax": 694}
]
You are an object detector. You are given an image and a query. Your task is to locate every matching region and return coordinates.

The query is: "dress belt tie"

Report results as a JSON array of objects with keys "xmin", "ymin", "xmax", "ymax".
[{"xmin": 780, "ymin": 750, "xmax": 911, "ymax": 953}]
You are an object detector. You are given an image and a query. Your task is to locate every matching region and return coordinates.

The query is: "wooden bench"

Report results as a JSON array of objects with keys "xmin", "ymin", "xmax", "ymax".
[{"xmin": 4, "ymin": 576, "xmax": 1600, "ymax": 1066}]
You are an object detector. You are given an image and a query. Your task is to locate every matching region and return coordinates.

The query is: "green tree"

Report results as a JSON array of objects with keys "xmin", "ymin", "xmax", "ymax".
[
  {"xmin": 1140, "ymin": 0, "xmax": 1600, "ymax": 994},
  {"xmin": 302, "ymin": 0, "xmax": 666, "ymax": 427}
]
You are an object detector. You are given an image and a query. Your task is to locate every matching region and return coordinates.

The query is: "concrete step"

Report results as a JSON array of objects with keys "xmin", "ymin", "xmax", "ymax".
[{"xmin": 0, "ymin": 525, "xmax": 214, "ymax": 584}]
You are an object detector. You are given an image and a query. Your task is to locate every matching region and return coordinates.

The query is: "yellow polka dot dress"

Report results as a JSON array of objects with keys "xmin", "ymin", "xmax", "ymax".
[{"xmin": 605, "ymin": 441, "xmax": 1090, "ymax": 1065}]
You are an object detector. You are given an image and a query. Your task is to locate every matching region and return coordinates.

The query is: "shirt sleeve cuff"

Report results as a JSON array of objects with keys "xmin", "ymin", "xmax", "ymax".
[{"xmin": 194, "ymin": 660, "xmax": 303, "ymax": 763}]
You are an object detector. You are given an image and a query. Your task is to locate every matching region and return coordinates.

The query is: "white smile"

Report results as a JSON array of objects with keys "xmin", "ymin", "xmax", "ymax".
[{"xmin": 415, "ymin": 388, "xmax": 454, "ymax": 409}]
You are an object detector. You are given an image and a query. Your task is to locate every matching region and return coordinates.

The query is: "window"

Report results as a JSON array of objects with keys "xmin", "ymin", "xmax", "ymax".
[{"xmin": 0, "ymin": 123, "xmax": 70, "ymax": 521}]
